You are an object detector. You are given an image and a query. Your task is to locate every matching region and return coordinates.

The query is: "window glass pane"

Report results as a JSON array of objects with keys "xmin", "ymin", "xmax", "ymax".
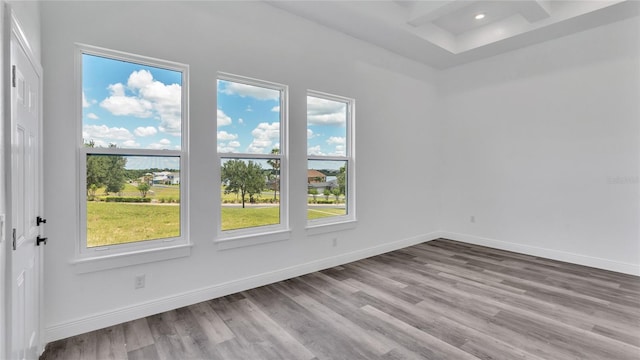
[
  {"xmin": 307, "ymin": 96, "xmax": 347, "ymax": 156},
  {"xmin": 82, "ymin": 53, "xmax": 182, "ymax": 150},
  {"xmin": 85, "ymin": 154, "xmax": 181, "ymax": 247},
  {"xmin": 221, "ymin": 158, "xmax": 280, "ymax": 230},
  {"xmin": 307, "ymin": 160, "xmax": 347, "ymax": 220},
  {"xmin": 217, "ymin": 80, "xmax": 281, "ymax": 154}
]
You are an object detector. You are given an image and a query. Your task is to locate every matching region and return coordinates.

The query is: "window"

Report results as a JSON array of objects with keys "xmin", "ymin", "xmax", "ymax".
[
  {"xmin": 307, "ymin": 91, "xmax": 355, "ymax": 226},
  {"xmin": 78, "ymin": 45, "xmax": 188, "ymax": 256},
  {"xmin": 217, "ymin": 73, "xmax": 288, "ymax": 240}
]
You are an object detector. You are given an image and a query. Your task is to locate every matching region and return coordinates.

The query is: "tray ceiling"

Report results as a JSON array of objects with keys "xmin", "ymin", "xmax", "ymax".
[{"xmin": 267, "ymin": 0, "xmax": 639, "ymax": 69}]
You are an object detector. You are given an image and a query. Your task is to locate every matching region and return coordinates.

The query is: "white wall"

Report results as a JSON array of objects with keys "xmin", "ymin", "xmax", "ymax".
[
  {"xmin": 40, "ymin": 1, "xmax": 441, "ymax": 341},
  {"xmin": 39, "ymin": 0, "xmax": 640, "ymax": 344},
  {"xmin": 1, "ymin": 1, "xmax": 41, "ymax": 357},
  {"xmin": 1, "ymin": 3, "xmax": 6, "ymax": 357},
  {"xmin": 439, "ymin": 16, "xmax": 640, "ymax": 275}
]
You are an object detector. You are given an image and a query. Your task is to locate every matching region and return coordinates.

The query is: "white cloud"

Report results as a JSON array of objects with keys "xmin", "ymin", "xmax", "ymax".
[
  {"xmin": 133, "ymin": 71, "xmax": 182, "ymax": 136},
  {"xmin": 247, "ymin": 122, "xmax": 280, "ymax": 154},
  {"xmin": 82, "ymin": 92, "xmax": 90, "ymax": 108},
  {"xmin": 307, "ymin": 145, "xmax": 325, "ymax": 156},
  {"xmin": 145, "ymin": 138, "xmax": 171, "ymax": 150},
  {"xmin": 307, "ymin": 129, "xmax": 314, "ymax": 139},
  {"xmin": 271, "ymin": 106, "xmax": 280, "ymax": 112},
  {"xmin": 217, "ymin": 131, "xmax": 238, "ymax": 141},
  {"xmin": 148, "ymin": 142, "xmax": 170, "ymax": 150},
  {"xmin": 89, "ymin": 139, "xmax": 109, "ymax": 148},
  {"xmin": 327, "ymin": 136, "xmax": 346, "ymax": 145},
  {"xmin": 217, "ymin": 109, "xmax": 232, "ymax": 127},
  {"xmin": 220, "ymin": 80, "xmax": 280, "ymax": 101},
  {"xmin": 86, "ymin": 113, "xmax": 99, "ymax": 120},
  {"xmin": 83, "ymin": 124, "xmax": 134, "ymax": 142},
  {"xmin": 127, "ymin": 69, "xmax": 153, "ymax": 89},
  {"xmin": 100, "ymin": 83, "xmax": 153, "ymax": 117},
  {"xmin": 217, "ymin": 140, "xmax": 241, "ymax": 153},
  {"xmin": 134, "ymin": 126, "xmax": 158, "ymax": 137},
  {"xmin": 325, "ymin": 137, "xmax": 346, "ymax": 155},
  {"xmin": 331, "ymin": 145, "xmax": 346, "ymax": 156},
  {"xmin": 307, "ymin": 96, "xmax": 346, "ymax": 126},
  {"xmin": 122, "ymin": 140, "xmax": 141, "ymax": 148},
  {"xmin": 238, "ymin": 118, "xmax": 244, "ymax": 125},
  {"xmin": 100, "ymin": 70, "xmax": 182, "ymax": 136}
]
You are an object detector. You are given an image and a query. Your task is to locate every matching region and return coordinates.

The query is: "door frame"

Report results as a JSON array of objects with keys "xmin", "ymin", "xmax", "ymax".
[{"xmin": 4, "ymin": 5, "xmax": 45, "ymax": 358}]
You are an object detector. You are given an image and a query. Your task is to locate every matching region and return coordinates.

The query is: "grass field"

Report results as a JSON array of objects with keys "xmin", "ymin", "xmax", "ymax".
[
  {"xmin": 87, "ymin": 202, "xmax": 180, "ymax": 247},
  {"xmin": 221, "ymin": 206, "xmax": 280, "ymax": 230},
  {"xmin": 87, "ymin": 201, "xmax": 347, "ymax": 247},
  {"xmin": 93, "ymin": 183, "xmax": 180, "ymax": 202},
  {"xmin": 307, "ymin": 207, "xmax": 346, "ymax": 219}
]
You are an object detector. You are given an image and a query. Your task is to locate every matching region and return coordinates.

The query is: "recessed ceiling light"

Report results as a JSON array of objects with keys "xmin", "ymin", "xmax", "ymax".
[{"xmin": 475, "ymin": 13, "xmax": 485, "ymax": 20}]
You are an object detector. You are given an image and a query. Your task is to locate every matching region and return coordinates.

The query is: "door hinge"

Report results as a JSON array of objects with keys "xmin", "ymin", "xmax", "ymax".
[
  {"xmin": 11, "ymin": 65, "xmax": 16, "ymax": 88},
  {"xmin": 12, "ymin": 228, "xmax": 16, "ymax": 250}
]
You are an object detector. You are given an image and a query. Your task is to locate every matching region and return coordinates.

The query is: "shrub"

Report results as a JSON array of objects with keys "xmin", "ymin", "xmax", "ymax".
[
  {"xmin": 105, "ymin": 197, "xmax": 151, "ymax": 203},
  {"xmin": 316, "ymin": 200, "xmax": 334, "ymax": 204}
]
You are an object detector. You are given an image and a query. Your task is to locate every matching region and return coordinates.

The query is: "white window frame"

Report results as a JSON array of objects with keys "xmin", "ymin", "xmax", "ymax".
[
  {"xmin": 215, "ymin": 72, "xmax": 289, "ymax": 249},
  {"xmin": 306, "ymin": 90, "xmax": 356, "ymax": 232},
  {"xmin": 73, "ymin": 44, "xmax": 190, "ymax": 272}
]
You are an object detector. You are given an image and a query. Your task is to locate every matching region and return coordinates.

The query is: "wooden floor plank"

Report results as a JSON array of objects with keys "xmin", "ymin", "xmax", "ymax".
[
  {"xmin": 41, "ymin": 239, "xmax": 640, "ymax": 360},
  {"xmin": 123, "ymin": 317, "xmax": 154, "ymax": 353}
]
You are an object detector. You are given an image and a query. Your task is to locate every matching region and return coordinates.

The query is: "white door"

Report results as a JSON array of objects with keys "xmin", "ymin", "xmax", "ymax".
[{"xmin": 9, "ymin": 18, "xmax": 44, "ymax": 360}]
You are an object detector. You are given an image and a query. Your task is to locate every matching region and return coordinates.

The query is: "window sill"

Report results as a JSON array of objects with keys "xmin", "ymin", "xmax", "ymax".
[
  {"xmin": 215, "ymin": 229, "xmax": 291, "ymax": 250},
  {"xmin": 70, "ymin": 243, "xmax": 192, "ymax": 274},
  {"xmin": 306, "ymin": 218, "xmax": 357, "ymax": 236}
]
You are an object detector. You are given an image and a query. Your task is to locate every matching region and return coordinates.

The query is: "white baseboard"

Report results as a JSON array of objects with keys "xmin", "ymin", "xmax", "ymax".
[
  {"xmin": 440, "ymin": 231, "xmax": 640, "ymax": 276},
  {"xmin": 45, "ymin": 231, "xmax": 443, "ymax": 343}
]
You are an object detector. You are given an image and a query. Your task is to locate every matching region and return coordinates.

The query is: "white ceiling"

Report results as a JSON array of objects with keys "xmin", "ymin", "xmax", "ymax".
[{"xmin": 266, "ymin": 0, "xmax": 640, "ymax": 69}]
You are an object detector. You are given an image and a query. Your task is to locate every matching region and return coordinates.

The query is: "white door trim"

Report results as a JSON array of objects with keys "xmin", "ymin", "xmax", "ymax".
[{"xmin": 5, "ymin": 5, "xmax": 44, "ymax": 358}]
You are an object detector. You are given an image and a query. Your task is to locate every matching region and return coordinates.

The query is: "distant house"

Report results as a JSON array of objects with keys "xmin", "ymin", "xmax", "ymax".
[
  {"xmin": 152, "ymin": 171, "xmax": 180, "ymax": 185},
  {"xmin": 307, "ymin": 170, "xmax": 336, "ymax": 193},
  {"xmin": 307, "ymin": 169, "xmax": 326, "ymax": 184}
]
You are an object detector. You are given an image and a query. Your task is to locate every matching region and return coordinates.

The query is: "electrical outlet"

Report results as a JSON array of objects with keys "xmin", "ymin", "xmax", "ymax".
[
  {"xmin": 332, "ymin": 238, "xmax": 338, "ymax": 247},
  {"xmin": 134, "ymin": 274, "xmax": 146, "ymax": 289}
]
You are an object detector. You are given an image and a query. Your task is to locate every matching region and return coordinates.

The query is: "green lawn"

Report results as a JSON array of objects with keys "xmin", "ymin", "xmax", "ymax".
[
  {"xmin": 221, "ymin": 206, "xmax": 280, "ymax": 230},
  {"xmin": 87, "ymin": 201, "xmax": 347, "ymax": 247},
  {"xmin": 307, "ymin": 207, "xmax": 346, "ymax": 219},
  {"xmin": 87, "ymin": 202, "xmax": 180, "ymax": 247},
  {"xmin": 93, "ymin": 183, "xmax": 180, "ymax": 202}
]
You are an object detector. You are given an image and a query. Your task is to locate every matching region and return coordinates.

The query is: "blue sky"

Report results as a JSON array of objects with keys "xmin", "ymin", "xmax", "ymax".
[
  {"xmin": 83, "ymin": 54, "xmax": 347, "ymax": 171},
  {"xmin": 82, "ymin": 54, "xmax": 182, "ymax": 152},
  {"xmin": 217, "ymin": 80, "xmax": 281, "ymax": 154},
  {"xmin": 217, "ymin": 81, "xmax": 348, "ymax": 159},
  {"xmin": 306, "ymin": 96, "xmax": 347, "ymax": 157}
]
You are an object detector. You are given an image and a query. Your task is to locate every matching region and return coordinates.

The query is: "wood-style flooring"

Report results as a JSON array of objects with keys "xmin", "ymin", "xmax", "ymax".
[{"xmin": 41, "ymin": 239, "xmax": 640, "ymax": 360}]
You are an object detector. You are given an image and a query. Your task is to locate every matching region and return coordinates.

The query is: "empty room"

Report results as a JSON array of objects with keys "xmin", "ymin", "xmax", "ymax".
[{"xmin": 1, "ymin": 1, "xmax": 638, "ymax": 359}]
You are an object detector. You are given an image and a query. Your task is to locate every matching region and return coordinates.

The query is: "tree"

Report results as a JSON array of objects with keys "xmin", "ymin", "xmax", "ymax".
[
  {"xmin": 137, "ymin": 183, "xmax": 151, "ymax": 198},
  {"xmin": 337, "ymin": 165, "xmax": 346, "ymax": 196},
  {"xmin": 267, "ymin": 148, "xmax": 280, "ymax": 201},
  {"xmin": 331, "ymin": 188, "xmax": 341, "ymax": 202},
  {"xmin": 221, "ymin": 159, "xmax": 265, "ymax": 208},
  {"xmin": 308, "ymin": 188, "xmax": 318, "ymax": 203},
  {"xmin": 85, "ymin": 142, "xmax": 128, "ymax": 196},
  {"xmin": 143, "ymin": 173, "xmax": 153, "ymax": 186},
  {"xmin": 103, "ymin": 148, "xmax": 127, "ymax": 195},
  {"xmin": 323, "ymin": 189, "xmax": 331, "ymax": 201},
  {"xmin": 85, "ymin": 141, "xmax": 107, "ymax": 197}
]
